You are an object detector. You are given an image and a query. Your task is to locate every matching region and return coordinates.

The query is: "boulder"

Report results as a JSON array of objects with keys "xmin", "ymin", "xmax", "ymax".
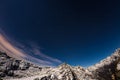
[
  {"xmin": 19, "ymin": 61, "xmax": 30, "ymax": 70},
  {"xmin": 7, "ymin": 70, "xmax": 14, "ymax": 76},
  {"xmin": 0, "ymin": 72, "xmax": 5, "ymax": 77}
]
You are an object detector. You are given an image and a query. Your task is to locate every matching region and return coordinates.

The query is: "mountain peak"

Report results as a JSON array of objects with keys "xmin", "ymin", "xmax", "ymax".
[{"xmin": 59, "ymin": 62, "xmax": 70, "ymax": 67}]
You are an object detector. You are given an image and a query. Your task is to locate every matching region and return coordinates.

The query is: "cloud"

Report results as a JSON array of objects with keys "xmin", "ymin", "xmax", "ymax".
[
  {"xmin": 27, "ymin": 43, "xmax": 62, "ymax": 63},
  {"xmin": 0, "ymin": 29, "xmax": 62, "ymax": 66}
]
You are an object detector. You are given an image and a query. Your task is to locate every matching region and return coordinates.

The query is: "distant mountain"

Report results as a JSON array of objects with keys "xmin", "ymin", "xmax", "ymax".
[{"xmin": 0, "ymin": 49, "xmax": 120, "ymax": 80}]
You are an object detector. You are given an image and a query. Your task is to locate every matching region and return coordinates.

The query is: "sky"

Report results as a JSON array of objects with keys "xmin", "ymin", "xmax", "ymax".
[{"xmin": 0, "ymin": 0, "xmax": 120, "ymax": 67}]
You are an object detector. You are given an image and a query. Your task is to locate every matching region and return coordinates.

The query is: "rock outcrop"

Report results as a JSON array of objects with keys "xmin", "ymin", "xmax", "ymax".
[
  {"xmin": 87, "ymin": 49, "xmax": 120, "ymax": 80},
  {"xmin": 1, "ymin": 49, "xmax": 120, "ymax": 80},
  {"xmin": 0, "ymin": 51, "xmax": 43, "ymax": 79}
]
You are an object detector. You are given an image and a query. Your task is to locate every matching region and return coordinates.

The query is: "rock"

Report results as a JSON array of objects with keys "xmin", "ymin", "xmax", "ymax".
[
  {"xmin": 7, "ymin": 70, "xmax": 14, "ymax": 76},
  {"xmin": 0, "ymin": 66, "xmax": 6, "ymax": 72},
  {"xmin": 19, "ymin": 61, "xmax": 30, "ymax": 70},
  {"xmin": 40, "ymin": 76, "xmax": 49, "ymax": 80},
  {"xmin": 0, "ymin": 72, "xmax": 5, "ymax": 77},
  {"xmin": 0, "ymin": 51, "xmax": 42, "ymax": 79},
  {"xmin": 50, "ymin": 74, "xmax": 58, "ymax": 80},
  {"xmin": 12, "ymin": 60, "xmax": 20, "ymax": 70},
  {"xmin": 34, "ymin": 78, "xmax": 40, "ymax": 80},
  {"xmin": 0, "ymin": 78, "xmax": 3, "ymax": 80},
  {"xmin": 1, "ymin": 49, "xmax": 120, "ymax": 80}
]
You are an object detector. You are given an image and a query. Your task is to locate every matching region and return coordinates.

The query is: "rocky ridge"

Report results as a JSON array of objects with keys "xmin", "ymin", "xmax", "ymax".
[
  {"xmin": 0, "ymin": 51, "xmax": 48, "ymax": 79},
  {"xmin": 0, "ymin": 49, "xmax": 120, "ymax": 80}
]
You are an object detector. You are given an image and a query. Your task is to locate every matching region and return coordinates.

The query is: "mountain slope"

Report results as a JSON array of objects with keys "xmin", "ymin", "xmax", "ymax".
[
  {"xmin": 0, "ymin": 51, "xmax": 51, "ymax": 79},
  {"xmin": 87, "ymin": 49, "xmax": 120, "ymax": 80},
  {"xmin": 0, "ymin": 49, "xmax": 120, "ymax": 80}
]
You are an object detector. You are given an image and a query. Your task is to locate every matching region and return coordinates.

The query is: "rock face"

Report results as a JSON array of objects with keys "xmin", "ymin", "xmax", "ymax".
[
  {"xmin": 1, "ymin": 49, "xmax": 120, "ymax": 80},
  {"xmin": 87, "ymin": 49, "xmax": 120, "ymax": 80},
  {"xmin": 0, "ymin": 51, "xmax": 43, "ymax": 79}
]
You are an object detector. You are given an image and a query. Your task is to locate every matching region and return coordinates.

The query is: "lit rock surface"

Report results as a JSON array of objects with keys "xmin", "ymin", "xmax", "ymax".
[{"xmin": 1, "ymin": 49, "xmax": 120, "ymax": 80}]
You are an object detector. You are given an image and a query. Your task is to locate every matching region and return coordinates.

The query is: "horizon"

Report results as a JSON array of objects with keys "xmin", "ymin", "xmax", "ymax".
[{"xmin": 0, "ymin": 45, "xmax": 119, "ymax": 68}]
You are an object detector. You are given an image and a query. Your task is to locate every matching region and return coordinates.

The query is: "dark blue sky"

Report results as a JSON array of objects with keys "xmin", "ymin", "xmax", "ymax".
[{"xmin": 0, "ymin": 0, "xmax": 120, "ymax": 66}]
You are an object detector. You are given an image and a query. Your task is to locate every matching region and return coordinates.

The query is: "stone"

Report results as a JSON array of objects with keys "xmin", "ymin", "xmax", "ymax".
[
  {"xmin": 1, "ymin": 49, "xmax": 120, "ymax": 80},
  {"xmin": 0, "ymin": 72, "xmax": 5, "ymax": 77},
  {"xmin": 12, "ymin": 60, "xmax": 20, "ymax": 70},
  {"xmin": 19, "ymin": 61, "xmax": 30, "ymax": 70},
  {"xmin": 7, "ymin": 70, "xmax": 14, "ymax": 76},
  {"xmin": 40, "ymin": 76, "xmax": 49, "ymax": 80},
  {"xmin": 34, "ymin": 78, "xmax": 40, "ymax": 80}
]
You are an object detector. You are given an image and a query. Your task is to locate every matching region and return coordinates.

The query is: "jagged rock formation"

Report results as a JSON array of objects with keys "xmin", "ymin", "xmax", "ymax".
[
  {"xmin": 87, "ymin": 49, "xmax": 120, "ymax": 80},
  {"xmin": 0, "ymin": 51, "xmax": 44, "ymax": 79},
  {"xmin": 0, "ymin": 49, "xmax": 120, "ymax": 80}
]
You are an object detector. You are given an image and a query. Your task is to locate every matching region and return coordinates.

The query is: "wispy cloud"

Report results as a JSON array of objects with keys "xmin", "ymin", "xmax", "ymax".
[
  {"xmin": 0, "ymin": 29, "xmax": 62, "ymax": 66},
  {"xmin": 28, "ymin": 43, "xmax": 62, "ymax": 63}
]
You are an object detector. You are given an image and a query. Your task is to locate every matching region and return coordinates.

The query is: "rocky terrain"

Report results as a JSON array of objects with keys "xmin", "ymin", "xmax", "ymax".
[
  {"xmin": 0, "ymin": 49, "xmax": 120, "ymax": 80},
  {"xmin": 0, "ymin": 51, "xmax": 50, "ymax": 80}
]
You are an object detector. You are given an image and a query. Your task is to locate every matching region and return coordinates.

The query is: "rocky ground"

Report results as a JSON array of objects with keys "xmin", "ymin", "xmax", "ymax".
[{"xmin": 0, "ymin": 49, "xmax": 120, "ymax": 80}]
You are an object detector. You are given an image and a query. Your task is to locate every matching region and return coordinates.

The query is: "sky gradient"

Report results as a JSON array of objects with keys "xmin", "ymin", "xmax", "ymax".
[{"xmin": 0, "ymin": 0, "xmax": 120, "ymax": 67}]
